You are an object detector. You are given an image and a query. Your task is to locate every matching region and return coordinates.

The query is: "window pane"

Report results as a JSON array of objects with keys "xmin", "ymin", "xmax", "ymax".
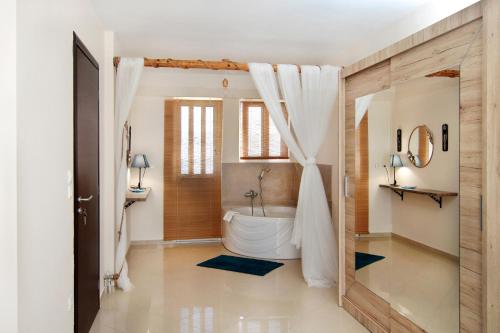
[
  {"xmin": 248, "ymin": 106, "xmax": 262, "ymax": 156},
  {"xmin": 205, "ymin": 107, "xmax": 214, "ymax": 174},
  {"xmin": 193, "ymin": 106, "xmax": 202, "ymax": 174},
  {"xmin": 180, "ymin": 106, "xmax": 189, "ymax": 174},
  {"xmin": 268, "ymin": 113, "xmax": 281, "ymax": 156}
]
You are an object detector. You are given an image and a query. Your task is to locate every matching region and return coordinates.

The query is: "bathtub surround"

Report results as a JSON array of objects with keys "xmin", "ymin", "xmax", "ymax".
[
  {"xmin": 221, "ymin": 162, "xmax": 332, "ymax": 207},
  {"xmin": 114, "ymin": 58, "xmax": 144, "ymax": 291},
  {"xmin": 249, "ymin": 63, "xmax": 339, "ymax": 288}
]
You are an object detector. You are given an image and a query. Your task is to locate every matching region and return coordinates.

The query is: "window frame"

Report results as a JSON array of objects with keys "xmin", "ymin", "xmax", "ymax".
[
  {"xmin": 239, "ymin": 100, "xmax": 289, "ymax": 161},
  {"xmin": 168, "ymin": 99, "xmax": 222, "ymax": 178}
]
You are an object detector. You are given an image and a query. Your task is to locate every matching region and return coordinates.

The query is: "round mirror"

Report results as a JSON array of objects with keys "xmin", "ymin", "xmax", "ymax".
[{"xmin": 407, "ymin": 125, "xmax": 434, "ymax": 168}]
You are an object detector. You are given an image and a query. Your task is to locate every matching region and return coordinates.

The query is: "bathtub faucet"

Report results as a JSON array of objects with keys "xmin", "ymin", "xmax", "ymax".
[{"xmin": 244, "ymin": 190, "xmax": 258, "ymax": 216}]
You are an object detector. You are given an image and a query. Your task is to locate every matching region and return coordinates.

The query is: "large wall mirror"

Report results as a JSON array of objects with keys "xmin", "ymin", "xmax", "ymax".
[{"xmin": 353, "ymin": 66, "xmax": 460, "ymax": 332}]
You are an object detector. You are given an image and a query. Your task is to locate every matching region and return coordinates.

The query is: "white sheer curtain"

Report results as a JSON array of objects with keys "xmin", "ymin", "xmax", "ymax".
[
  {"xmin": 355, "ymin": 94, "xmax": 374, "ymax": 128},
  {"xmin": 249, "ymin": 63, "xmax": 340, "ymax": 288},
  {"xmin": 114, "ymin": 57, "xmax": 143, "ymax": 291}
]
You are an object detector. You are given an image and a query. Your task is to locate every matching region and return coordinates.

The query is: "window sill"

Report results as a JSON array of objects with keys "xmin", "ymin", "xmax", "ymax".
[{"xmin": 238, "ymin": 159, "xmax": 294, "ymax": 164}]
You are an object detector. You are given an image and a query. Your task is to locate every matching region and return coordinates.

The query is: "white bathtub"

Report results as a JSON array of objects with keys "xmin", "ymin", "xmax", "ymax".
[{"xmin": 222, "ymin": 205, "xmax": 301, "ymax": 260}]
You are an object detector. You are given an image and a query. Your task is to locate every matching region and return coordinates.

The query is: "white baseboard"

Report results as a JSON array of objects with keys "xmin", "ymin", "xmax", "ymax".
[
  {"xmin": 355, "ymin": 232, "xmax": 392, "ymax": 238},
  {"xmin": 131, "ymin": 238, "xmax": 222, "ymax": 246}
]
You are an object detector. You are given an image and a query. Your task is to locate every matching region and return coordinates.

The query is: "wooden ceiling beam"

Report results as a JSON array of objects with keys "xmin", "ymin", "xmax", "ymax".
[{"xmin": 113, "ymin": 57, "xmax": 281, "ymax": 72}]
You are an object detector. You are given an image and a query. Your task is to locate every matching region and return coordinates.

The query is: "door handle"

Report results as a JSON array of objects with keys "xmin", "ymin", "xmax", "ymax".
[
  {"xmin": 344, "ymin": 176, "xmax": 350, "ymax": 198},
  {"xmin": 77, "ymin": 195, "xmax": 93, "ymax": 202}
]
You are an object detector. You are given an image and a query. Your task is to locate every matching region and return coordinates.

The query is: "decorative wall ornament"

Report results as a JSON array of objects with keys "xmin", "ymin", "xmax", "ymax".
[
  {"xmin": 442, "ymin": 124, "xmax": 448, "ymax": 151},
  {"xmin": 397, "ymin": 128, "xmax": 402, "ymax": 152}
]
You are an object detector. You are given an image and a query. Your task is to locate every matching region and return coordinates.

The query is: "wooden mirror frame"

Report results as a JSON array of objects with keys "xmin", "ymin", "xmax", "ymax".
[
  {"xmin": 407, "ymin": 125, "xmax": 434, "ymax": 168},
  {"xmin": 337, "ymin": 2, "xmax": 494, "ymax": 332}
]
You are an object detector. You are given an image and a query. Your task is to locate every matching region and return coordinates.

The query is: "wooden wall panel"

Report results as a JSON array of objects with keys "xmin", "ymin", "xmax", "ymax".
[
  {"xmin": 482, "ymin": 0, "xmax": 500, "ymax": 331},
  {"xmin": 459, "ymin": 20, "xmax": 483, "ymax": 333},
  {"xmin": 390, "ymin": 19, "xmax": 482, "ymax": 85},
  {"xmin": 346, "ymin": 60, "xmax": 391, "ymax": 101},
  {"xmin": 343, "ymin": 296, "xmax": 389, "ymax": 333},
  {"xmin": 341, "ymin": 7, "xmax": 484, "ymax": 333},
  {"xmin": 342, "ymin": 2, "xmax": 482, "ymax": 78},
  {"xmin": 346, "ymin": 282, "xmax": 391, "ymax": 331},
  {"xmin": 390, "ymin": 309, "xmax": 426, "ymax": 333},
  {"xmin": 460, "ymin": 266, "xmax": 482, "ymax": 332}
]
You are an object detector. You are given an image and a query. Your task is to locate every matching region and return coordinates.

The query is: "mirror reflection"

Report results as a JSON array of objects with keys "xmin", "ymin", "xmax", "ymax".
[
  {"xmin": 353, "ymin": 67, "xmax": 460, "ymax": 332},
  {"xmin": 408, "ymin": 125, "xmax": 434, "ymax": 168}
]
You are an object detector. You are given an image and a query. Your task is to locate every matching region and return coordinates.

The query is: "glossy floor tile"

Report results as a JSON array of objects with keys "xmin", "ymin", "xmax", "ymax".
[
  {"xmin": 355, "ymin": 236, "xmax": 459, "ymax": 333},
  {"xmin": 91, "ymin": 244, "xmax": 367, "ymax": 333}
]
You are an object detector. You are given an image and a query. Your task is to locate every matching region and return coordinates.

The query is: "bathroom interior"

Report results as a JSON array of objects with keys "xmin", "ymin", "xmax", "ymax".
[
  {"xmin": 121, "ymin": 62, "xmax": 460, "ymax": 333},
  {"xmin": 9, "ymin": 0, "xmax": 500, "ymax": 332},
  {"xmin": 86, "ymin": 2, "xmax": 487, "ymax": 332},
  {"xmin": 118, "ymin": 66, "xmax": 341, "ymax": 332}
]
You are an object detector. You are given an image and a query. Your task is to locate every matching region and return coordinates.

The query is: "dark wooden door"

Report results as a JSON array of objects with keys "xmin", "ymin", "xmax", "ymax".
[{"xmin": 73, "ymin": 33, "xmax": 100, "ymax": 333}]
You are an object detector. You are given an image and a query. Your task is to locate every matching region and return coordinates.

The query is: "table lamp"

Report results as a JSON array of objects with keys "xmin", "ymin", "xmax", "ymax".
[
  {"xmin": 130, "ymin": 154, "xmax": 150, "ymax": 189},
  {"xmin": 389, "ymin": 154, "xmax": 404, "ymax": 186}
]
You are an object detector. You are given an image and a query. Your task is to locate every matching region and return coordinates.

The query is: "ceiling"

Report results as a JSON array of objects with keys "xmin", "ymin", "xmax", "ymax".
[{"xmin": 92, "ymin": 0, "xmax": 477, "ymax": 66}]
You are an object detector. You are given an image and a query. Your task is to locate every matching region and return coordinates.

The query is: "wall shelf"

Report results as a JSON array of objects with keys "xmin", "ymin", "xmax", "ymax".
[
  {"xmin": 379, "ymin": 184, "xmax": 457, "ymax": 208},
  {"xmin": 125, "ymin": 187, "xmax": 151, "ymax": 209}
]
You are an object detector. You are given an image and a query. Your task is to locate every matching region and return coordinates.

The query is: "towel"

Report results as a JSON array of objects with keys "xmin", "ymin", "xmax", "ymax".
[{"xmin": 223, "ymin": 211, "xmax": 239, "ymax": 223}]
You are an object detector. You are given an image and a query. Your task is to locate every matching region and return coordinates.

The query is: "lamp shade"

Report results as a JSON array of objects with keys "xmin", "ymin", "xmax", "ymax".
[
  {"xmin": 130, "ymin": 154, "xmax": 150, "ymax": 168},
  {"xmin": 389, "ymin": 154, "xmax": 404, "ymax": 168}
]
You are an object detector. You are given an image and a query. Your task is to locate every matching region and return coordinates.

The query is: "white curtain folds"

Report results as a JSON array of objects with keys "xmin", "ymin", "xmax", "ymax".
[
  {"xmin": 114, "ymin": 57, "xmax": 143, "ymax": 291},
  {"xmin": 249, "ymin": 63, "xmax": 340, "ymax": 287},
  {"xmin": 355, "ymin": 94, "xmax": 374, "ymax": 128}
]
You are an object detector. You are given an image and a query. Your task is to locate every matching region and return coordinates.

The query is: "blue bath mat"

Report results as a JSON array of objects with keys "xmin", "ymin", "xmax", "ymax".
[
  {"xmin": 355, "ymin": 252, "xmax": 385, "ymax": 270},
  {"xmin": 197, "ymin": 255, "xmax": 284, "ymax": 276}
]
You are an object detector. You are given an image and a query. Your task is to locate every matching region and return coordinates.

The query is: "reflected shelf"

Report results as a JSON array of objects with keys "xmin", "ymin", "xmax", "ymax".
[{"xmin": 379, "ymin": 184, "xmax": 457, "ymax": 208}]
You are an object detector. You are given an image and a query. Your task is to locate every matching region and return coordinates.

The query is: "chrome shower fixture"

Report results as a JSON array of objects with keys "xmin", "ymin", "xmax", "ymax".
[{"xmin": 257, "ymin": 168, "xmax": 271, "ymax": 181}]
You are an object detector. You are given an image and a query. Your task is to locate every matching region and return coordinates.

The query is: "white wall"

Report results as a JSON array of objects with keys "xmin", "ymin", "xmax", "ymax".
[
  {"xmin": 391, "ymin": 77, "xmax": 460, "ymax": 256},
  {"xmin": 129, "ymin": 68, "xmax": 337, "ymax": 241},
  {"xmin": 101, "ymin": 31, "xmax": 116, "ymax": 293},
  {"xmin": 367, "ymin": 89, "xmax": 395, "ymax": 233},
  {"xmin": 128, "ymin": 96, "xmax": 165, "ymax": 241},
  {"xmin": 0, "ymin": 0, "xmax": 18, "ymax": 332},
  {"xmin": 17, "ymin": 0, "xmax": 113, "ymax": 331}
]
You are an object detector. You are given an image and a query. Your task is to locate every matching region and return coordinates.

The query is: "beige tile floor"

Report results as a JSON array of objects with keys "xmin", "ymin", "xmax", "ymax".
[
  {"xmin": 355, "ymin": 236, "xmax": 459, "ymax": 333},
  {"xmin": 91, "ymin": 244, "xmax": 367, "ymax": 333}
]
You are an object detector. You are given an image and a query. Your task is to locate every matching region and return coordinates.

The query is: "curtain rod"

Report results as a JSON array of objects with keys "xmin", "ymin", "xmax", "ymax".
[{"xmin": 113, "ymin": 57, "xmax": 291, "ymax": 72}]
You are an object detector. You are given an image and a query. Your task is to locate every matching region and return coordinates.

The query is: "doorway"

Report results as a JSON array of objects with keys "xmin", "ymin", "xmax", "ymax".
[
  {"xmin": 73, "ymin": 33, "xmax": 100, "ymax": 333},
  {"xmin": 164, "ymin": 99, "xmax": 222, "ymax": 240}
]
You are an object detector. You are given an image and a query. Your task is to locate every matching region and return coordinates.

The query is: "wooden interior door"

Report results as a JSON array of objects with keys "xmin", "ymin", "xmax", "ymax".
[
  {"xmin": 73, "ymin": 33, "xmax": 100, "ymax": 333},
  {"xmin": 164, "ymin": 100, "xmax": 222, "ymax": 240},
  {"xmin": 355, "ymin": 112, "xmax": 369, "ymax": 234}
]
